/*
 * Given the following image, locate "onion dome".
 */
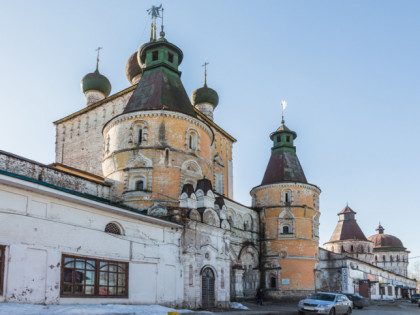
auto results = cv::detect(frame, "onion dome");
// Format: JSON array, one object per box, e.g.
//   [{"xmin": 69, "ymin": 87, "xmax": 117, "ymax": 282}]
[
  {"xmin": 368, "ymin": 224, "xmax": 406, "ymax": 251},
  {"xmin": 191, "ymin": 84, "xmax": 219, "ymax": 108},
  {"xmin": 81, "ymin": 68, "xmax": 111, "ymax": 97},
  {"xmin": 125, "ymin": 51, "xmax": 142, "ymax": 85}
]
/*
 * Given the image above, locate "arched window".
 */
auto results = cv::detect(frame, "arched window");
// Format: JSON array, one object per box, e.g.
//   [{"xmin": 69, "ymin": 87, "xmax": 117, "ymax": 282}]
[
  {"xmin": 189, "ymin": 133, "xmax": 197, "ymax": 150},
  {"xmin": 350, "ymin": 245, "xmax": 354, "ymax": 252},
  {"xmin": 285, "ymin": 192, "xmax": 290, "ymax": 203},
  {"xmin": 105, "ymin": 222, "xmax": 122, "ymax": 235},
  {"xmin": 136, "ymin": 180, "xmax": 144, "ymax": 191},
  {"xmin": 138, "ymin": 129, "xmax": 143, "ymax": 145},
  {"xmin": 282, "ymin": 225, "xmax": 289, "ymax": 234}
]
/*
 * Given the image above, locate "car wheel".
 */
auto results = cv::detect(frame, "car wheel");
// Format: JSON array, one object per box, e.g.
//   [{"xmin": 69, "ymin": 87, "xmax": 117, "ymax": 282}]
[
  {"xmin": 346, "ymin": 307, "xmax": 352, "ymax": 315},
  {"xmin": 329, "ymin": 308, "xmax": 335, "ymax": 315}
]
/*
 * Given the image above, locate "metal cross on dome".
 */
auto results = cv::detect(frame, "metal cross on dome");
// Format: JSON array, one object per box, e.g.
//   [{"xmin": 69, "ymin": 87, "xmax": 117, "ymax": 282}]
[
  {"xmin": 147, "ymin": 4, "xmax": 163, "ymax": 41},
  {"xmin": 95, "ymin": 47, "xmax": 103, "ymax": 70},
  {"xmin": 202, "ymin": 62, "xmax": 209, "ymax": 85}
]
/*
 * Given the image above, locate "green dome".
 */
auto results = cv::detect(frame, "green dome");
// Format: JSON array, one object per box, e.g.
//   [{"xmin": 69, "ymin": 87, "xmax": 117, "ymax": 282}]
[
  {"xmin": 191, "ymin": 84, "xmax": 219, "ymax": 107},
  {"xmin": 81, "ymin": 69, "xmax": 111, "ymax": 97}
]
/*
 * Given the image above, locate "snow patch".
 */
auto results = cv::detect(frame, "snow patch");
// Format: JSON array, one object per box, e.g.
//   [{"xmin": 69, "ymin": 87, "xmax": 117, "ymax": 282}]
[
  {"xmin": 0, "ymin": 303, "xmax": 204, "ymax": 315},
  {"xmin": 230, "ymin": 302, "xmax": 249, "ymax": 310}
]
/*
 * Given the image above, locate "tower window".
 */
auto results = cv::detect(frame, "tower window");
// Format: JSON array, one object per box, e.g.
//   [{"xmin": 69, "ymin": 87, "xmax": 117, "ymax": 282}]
[
  {"xmin": 350, "ymin": 245, "xmax": 354, "ymax": 252},
  {"xmin": 276, "ymin": 136, "xmax": 281, "ymax": 143},
  {"xmin": 168, "ymin": 52, "xmax": 174, "ymax": 63},
  {"xmin": 282, "ymin": 226, "xmax": 289, "ymax": 234},
  {"xmin": 152, "ymin": 51, "xmax": 159, "ymax": 61},
  {"xmin": 286, "ymin": 136, "xmax": 291, "ymax": 142},
  {"xmin": 138, "ymin": 129, "xmax": 143, "ymax": 145},
  {"xmin": 189, "ymin": 133, "xmax": 197, "ymax": 150},
  {"xmin": 285, "ymin": 192, "xmax": 289, "ymax": 202},
  {"xmin": 136, "ymin": 180, "xmax": 144, "ymax": 191}
]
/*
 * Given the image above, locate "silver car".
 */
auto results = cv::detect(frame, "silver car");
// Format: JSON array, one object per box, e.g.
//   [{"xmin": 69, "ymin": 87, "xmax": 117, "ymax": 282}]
[{"xmin": 298, "ymin": 292, "xmax": 353, "ymax": 315}]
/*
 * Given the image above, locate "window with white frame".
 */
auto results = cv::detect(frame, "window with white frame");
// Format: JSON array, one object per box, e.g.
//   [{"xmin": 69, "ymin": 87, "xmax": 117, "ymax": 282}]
[
  {"xmin": 61, "ymin": 255, "xmax": 128, "ymax": 297},
  {"xmin": 278, "ymin": 209, "xmax": 295, "ymax": 236},
  {"xmin": 129, "ymin": 120, "xmax": 148, "ymax": 146},
  {"xmin": 185, "ymin": 128, "xmax": 200, "ymax": 152},
  {"xmin": 281, "ymin": 189, "xmax": 292, "ymax": 204}
]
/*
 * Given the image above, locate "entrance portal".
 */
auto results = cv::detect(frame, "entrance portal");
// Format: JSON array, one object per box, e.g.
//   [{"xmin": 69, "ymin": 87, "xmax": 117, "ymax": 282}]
[{"xmin": 202, "ymin": 268, "xmax": 215, "ymax": 308}]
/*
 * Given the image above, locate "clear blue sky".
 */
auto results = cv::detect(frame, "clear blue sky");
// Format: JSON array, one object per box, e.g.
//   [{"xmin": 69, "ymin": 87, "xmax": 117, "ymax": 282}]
[{"xmin": 0, "ymin": 1, "xmax": 419, "ymax": 272}]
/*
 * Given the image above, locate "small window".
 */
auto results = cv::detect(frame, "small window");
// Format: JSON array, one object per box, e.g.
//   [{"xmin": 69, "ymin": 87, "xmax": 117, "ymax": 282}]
[
  {"xmin": 105, "ymin": 223, "xmax": 121, "ymax": 235},
  {"xmin": 285, "ymin": 192, "xmax": 289, "ymax": 203},
  {"xmin": 341, "ymin": 245, "xmax": 345, "ymax": 253},
  {"xmin": 286, "ymin": 136, "xmax": 291, "ymax": 142},
  {"xmin": 350, "ymin": 245, "xmax": 354, "ymax": 252},
  {"xmin": 276, "ymin": 136, "xmax": 281, "ymax": 143},
  {"xmin": 168, "ymin": 52, "xmax": 174, "ymax": 63},
  {"xmin": 0, "ymin": 246, "xmax": 5, "ymax": 296},
  {"xmin": 136, "ymin": 180, "xmax": 144, "ymax": 191},
  {"xmin": 282, "ymin": 226, "xmax": 289, "ymax": 234},
  {"xmin": 138, "ymin": 129, "xmax": 143, "ymax": 145},
  {"xmin": 375, "ymin": 255, "xmax": 377, "ymax": 261},
  {"xmin": 152, "ymin": 51, "xmax": 159, "ymax": 61},
  {"xmin": 189, "ymin": 133, "xmax": 197, "ymax": 150},
  {"xmin": 383, "ymin": 255, "xmax": 386, "ymax": 261},
  {"xmin": 61, "ymin": 255, "xmax": 128, "ymax": 297},
  {"xmin": 270, "ymin": 276, "xmax": 276, "ymax": 288}
]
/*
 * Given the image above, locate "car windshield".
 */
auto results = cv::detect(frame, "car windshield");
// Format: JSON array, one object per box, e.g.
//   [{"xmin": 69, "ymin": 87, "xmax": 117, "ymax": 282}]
[{"xmin": 307, "ymin": 293, "xmax": 336, "ymax": 301}]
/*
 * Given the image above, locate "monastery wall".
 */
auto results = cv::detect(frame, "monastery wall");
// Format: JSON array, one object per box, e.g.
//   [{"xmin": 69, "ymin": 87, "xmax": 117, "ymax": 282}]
[{"xmin": 0, "ymin": 177, "xmax": 184, "ymax": 305}]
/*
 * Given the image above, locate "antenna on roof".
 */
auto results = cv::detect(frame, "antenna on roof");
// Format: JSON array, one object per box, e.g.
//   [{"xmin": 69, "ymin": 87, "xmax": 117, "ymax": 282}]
[
  {"xmin": 281, "ymin": 100, "xmax": 287, "ymax": 124},
  {"xmin": 202, "ymin": 62, "xmax": 209, "ymax": 86},
  {"xmin": 95, "ymin": 47, "xmax": 102, "ymax": 71}
]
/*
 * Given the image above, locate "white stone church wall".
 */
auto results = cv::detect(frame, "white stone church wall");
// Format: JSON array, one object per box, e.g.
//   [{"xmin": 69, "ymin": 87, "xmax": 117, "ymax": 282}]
[
  {"xmin": 0, "ymin": 180, "xmax": 184, "ymax": 306},
  {"xmin": 55, "ymin": 91, "xmax": 133, "ymax": 176}
]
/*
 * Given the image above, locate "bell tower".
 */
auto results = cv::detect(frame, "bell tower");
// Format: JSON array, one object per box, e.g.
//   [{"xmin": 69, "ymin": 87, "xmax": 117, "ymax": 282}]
[{"xmin": 250, "ymin": 102, "xmax": 321, "ymax": 298}]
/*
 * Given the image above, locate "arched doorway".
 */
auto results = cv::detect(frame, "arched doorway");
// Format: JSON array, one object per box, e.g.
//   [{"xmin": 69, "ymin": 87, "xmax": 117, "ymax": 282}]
[{"xmin": 202, "ymin": 267, "xmax": 215, "ymax": 308}]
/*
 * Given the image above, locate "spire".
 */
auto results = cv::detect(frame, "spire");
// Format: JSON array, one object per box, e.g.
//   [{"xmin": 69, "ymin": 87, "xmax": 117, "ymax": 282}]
[
  {"xmin": 376, "ymin": 223, "xmax": 385, "ymax": 234},
  {"xmin": 281, "ymin": 100, "xmax": 287, "ymax": 125},
  {"xmin": 260, "ymin": 102, "xmax": 307, "ymax": 185},
  {"xmin": 95, "ymin": 47, "xmax": 102, "ymax": 72},
  {"xmin": 147, "ymin": 4, "xmax": 162, "ymax": 41},
  {"xmin": 202, "ymin": 62, "xmax": 209, "ymax": 86}
]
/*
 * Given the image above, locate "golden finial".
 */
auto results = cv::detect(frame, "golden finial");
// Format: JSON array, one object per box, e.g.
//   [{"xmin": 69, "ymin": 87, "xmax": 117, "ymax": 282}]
[
  {"xmin": 202, "ymin": 62, "xmax": 209, "ymax": 86},
  {"xmin": 95, "ymin": 47, "xmax": 102, "ymax": 71}
]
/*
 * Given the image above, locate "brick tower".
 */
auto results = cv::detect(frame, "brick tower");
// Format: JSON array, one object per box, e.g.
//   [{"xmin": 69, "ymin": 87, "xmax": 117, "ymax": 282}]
[{"xmin": 250, "ymin": 114, "xmax": 321, "ymax": 298}]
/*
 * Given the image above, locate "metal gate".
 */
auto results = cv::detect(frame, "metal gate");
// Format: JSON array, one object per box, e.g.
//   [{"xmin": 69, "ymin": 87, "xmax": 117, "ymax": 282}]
[{"xmin": 202, "ymin": 268, "xmax": 215, "ymax": 308}]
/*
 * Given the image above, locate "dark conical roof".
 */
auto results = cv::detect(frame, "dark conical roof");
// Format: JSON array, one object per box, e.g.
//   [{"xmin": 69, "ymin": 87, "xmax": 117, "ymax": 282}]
[
  {"xmin": 328, "ymin": 206, "xmax": 368, "ymax": 242},
  {"xmin": 123, "ymin": 67, "xmax": 196, "ymax": 117},
  {"xmin": 261, "ymin": 150, "xmax": 307, "ymax": 185}
]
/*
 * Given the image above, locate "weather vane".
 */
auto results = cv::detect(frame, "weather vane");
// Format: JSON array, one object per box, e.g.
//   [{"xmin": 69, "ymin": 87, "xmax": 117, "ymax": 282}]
[
  {"xmin": 202, "ymin": 62, "xmax": 209, "ymax": 86},
  {"xmin": 147, "ymin": 4, "xmax": 163, "ymax": 41},
  {"xmin": 281, "ymin": 100, "xmax": 287, "ymax": 124},
  {"xmin": 95, "ymin": 47, "xmax": 102, "ymax": 71}
]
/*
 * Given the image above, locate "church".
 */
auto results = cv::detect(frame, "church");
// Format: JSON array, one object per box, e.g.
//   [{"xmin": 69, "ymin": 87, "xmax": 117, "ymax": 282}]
[{"xmin": 0, "ymin": 8, "xmax": 414, "ymax": 308}]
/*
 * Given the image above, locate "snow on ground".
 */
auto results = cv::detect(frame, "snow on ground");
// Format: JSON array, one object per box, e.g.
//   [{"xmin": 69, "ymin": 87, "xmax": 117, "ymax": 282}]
[
  {"xmin": 230, "ymin": 302, "xmax": 249, "ymax": 310},
  {"xmin": 0, "ymin": 303, "xmax": 212, "ymax": 315}
]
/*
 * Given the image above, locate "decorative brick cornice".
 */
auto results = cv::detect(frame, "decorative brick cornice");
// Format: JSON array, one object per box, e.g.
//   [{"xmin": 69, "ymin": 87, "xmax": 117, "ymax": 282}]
[
  {"xmin": 103, "ymin": 110, "xmax": 213, "ymax": 140},
  {"xmin": 250, "ymin": 182, "xmax": 321, "ymax": 195}
]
